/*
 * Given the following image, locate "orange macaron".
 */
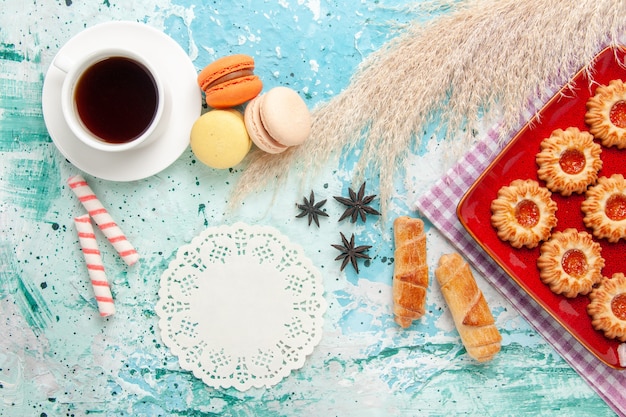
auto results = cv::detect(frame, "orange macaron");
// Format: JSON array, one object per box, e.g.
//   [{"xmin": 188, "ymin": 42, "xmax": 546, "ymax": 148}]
[{"xmin": 197, "ymin": 54, "xmax": 263, "ymax": 109}]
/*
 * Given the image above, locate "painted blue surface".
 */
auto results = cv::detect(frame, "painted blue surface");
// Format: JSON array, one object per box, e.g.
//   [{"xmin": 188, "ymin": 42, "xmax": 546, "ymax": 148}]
[{"xmin": 0, "ymin": 1, "xmax": 618, "ymax": 416}]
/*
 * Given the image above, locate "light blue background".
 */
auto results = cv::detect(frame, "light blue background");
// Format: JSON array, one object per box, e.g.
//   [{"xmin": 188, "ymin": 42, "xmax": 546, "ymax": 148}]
[{"xmin": 0, "ymin": 1, "xmax": 617, "ymax": 416}]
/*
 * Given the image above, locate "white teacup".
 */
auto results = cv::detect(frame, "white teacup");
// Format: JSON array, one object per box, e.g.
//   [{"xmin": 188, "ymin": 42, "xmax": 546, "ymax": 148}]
[{"xmin": 53, "ymin": 48, "xmax": 165, "ymax": 152}]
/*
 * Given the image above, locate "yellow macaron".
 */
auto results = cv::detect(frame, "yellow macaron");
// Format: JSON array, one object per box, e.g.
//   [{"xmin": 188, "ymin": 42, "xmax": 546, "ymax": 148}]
[{"xmin": 190, "ymin": 109, "xmax": 251, "ymax": 169}]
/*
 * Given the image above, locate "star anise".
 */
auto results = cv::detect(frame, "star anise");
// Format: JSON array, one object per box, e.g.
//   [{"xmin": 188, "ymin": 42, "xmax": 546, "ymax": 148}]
[
  {"xmin": 334, "ymin": 182, "xmax": 381, "ymax": 223},
  {"xmin": 331, "ymin": 232, "xmax": 372, "ymax": 274},
  {"xmin": 295, "ymin": 190, "xmax": 329, "ymax": 227}
]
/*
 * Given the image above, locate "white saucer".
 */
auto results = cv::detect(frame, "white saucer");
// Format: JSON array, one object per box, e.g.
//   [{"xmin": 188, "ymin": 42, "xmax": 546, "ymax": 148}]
[{"xmin": 42, "ymin": 21, "xmax": 201, "ymax": 182}]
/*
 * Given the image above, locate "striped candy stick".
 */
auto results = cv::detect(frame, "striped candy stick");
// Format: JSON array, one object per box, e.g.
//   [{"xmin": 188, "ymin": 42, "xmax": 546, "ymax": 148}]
[
  {"xmin": 67, "ymin": 174, "xmax": 139, "ymax": 266},
  {"xmin": 74, "ymin": 214, "xmax": 115, "ymax": 317}
]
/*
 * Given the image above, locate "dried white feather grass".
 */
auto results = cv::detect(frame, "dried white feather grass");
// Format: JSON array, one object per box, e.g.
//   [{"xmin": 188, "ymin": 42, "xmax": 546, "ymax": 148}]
[{"xmin": 232, "ymin": 0, "xmax": 626, "ymax": 216}]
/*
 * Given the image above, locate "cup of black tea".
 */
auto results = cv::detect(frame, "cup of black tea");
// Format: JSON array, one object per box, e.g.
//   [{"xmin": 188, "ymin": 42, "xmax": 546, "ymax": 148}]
[{"xmin": 54, "ymin": 48, "xmax": 165, "ymax": 152}]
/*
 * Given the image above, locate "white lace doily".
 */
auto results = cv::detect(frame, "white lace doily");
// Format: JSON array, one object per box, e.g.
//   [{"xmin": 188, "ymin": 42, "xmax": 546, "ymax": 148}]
[{"xmin": 156, "ymin": 222, "xmax": 326, "ymax": 391}]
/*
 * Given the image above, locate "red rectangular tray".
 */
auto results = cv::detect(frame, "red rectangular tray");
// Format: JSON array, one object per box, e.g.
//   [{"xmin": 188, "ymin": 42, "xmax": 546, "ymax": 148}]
[{"xmin": 457, "ymin": 46, "xmax": 626, "ymax": 369}]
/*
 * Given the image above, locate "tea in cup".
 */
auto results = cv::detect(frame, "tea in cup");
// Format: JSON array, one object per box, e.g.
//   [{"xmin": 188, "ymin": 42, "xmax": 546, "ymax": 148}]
[{"xmin": 53, "ymin": 48, "xmax": 165, "ymax": 152}]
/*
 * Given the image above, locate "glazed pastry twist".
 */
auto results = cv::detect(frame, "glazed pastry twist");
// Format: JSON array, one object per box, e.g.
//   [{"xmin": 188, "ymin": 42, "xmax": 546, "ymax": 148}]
[
  {"xmin": 392, "ymin": 216, "xmax": 428, "ymax": 328},
  {"xmin": 435, "ymin": 253, "xmax": 501, "ymax": 362}
]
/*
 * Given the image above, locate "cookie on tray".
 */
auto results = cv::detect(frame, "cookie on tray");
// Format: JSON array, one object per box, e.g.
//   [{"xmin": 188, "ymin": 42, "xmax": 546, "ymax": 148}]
[
  {"xmin": 587, "ymin": 273, "xmax": 626, "ymax": 342},
  {"xmin": 490, "ymin": 179, "xmax": 558, "ymax": 249},
  {"xmin": 537, "ymin": 228, "xmax": 604, "ymax": 298},
  {"xmin": 581, "ymin": 173, "xmax": 626, "ymax": 243},
  {"xmin": 536, "ymin": 127, "xmax": 603, "ymax": 196},
  {"xmin": 585, "ymin": 79, "xmax": 626, "ymax": 149}
]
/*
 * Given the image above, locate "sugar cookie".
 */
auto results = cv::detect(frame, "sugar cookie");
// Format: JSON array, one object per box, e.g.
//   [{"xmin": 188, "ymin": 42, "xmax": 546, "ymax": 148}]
[
  {"xmin": 581, "ymin": 174, "xmax": 626, "ymax": 243},
  {"xmin": 587, "ymin": 273, "xmax": 626, "ymax": 342},
  {"xmin": 537, "ymin": 228, "xmax": 604, "ymax": 298},
  {"xmin": 491, "ymin": 179, "xmax": 558, "ymax": 248},
  {"xmin": 585, "ymin": 79, "xmax": 626, "ymax": 149},
  {"xmin": 536, "ymin": 127, "xmax": 602, "ymax": 196}
]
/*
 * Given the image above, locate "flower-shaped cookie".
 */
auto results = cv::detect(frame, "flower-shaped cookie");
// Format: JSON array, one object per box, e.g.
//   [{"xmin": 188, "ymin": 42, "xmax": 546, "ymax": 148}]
[
  {"xmin": 585, "ymin": 79, "xmax": 626, "ymax": 149},
  {"xmin": 587, "ymin": 273, "xmax": 626, "ymax": 342},
  {"xmin": 491, "ymin": 179, "xmax": 558, "ymax": 248},
  {"xmin": 581, "ymin": 173, "xmax": 626, "ymax": 243},
  {"xmin": 536, "ymin": 127, "xmax": 602, "ymax": 196},
  {"xmin": 537, "ymin": 228, "xmax": 604, "ymax": 298}
]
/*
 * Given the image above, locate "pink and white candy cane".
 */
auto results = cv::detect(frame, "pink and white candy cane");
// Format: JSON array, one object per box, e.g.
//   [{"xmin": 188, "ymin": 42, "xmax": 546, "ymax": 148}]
[
  {"xmin": 74, "ymin": 214, "xmax": 115, "ymax": 317},
  {"xmin": 67, "ymin": 174, "xmax": 139, "ymax": 266}
]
